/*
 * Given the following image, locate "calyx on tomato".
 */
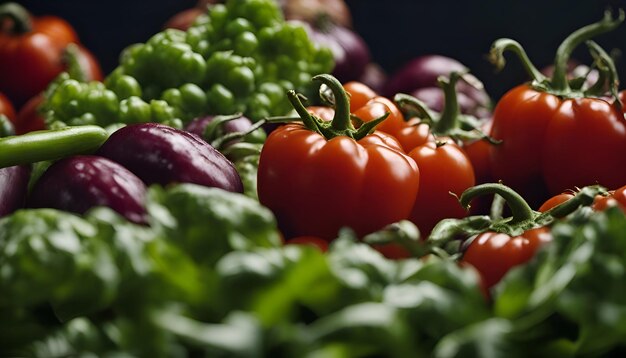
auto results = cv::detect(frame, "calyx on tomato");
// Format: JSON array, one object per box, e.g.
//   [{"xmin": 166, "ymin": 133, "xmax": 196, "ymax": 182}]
[
  {"xmin": 289, "ymin": 74, "xmax": 389, "ymax": 141},
  {"xmin": 427, "ymin": 183, "xmax": 607, "ymax": 250},
  {"xmin": 393, "ymin": 71, "xmax": 495, "ymax": 144},
  {"xmin": 489, "ymin": 10, "xmax": 624, "ymax": 100}
]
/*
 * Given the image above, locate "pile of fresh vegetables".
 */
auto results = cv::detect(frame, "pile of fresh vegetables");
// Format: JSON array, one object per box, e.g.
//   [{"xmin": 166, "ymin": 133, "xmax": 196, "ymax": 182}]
[{"xmin": 2, "ymin": 0, "xmax": 626, "ymax": 356}]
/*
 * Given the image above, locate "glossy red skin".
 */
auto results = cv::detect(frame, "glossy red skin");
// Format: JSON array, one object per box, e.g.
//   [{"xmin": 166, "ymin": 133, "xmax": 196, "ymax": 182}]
[
  {"xmin": 491, "ymin": 85, "xmax": 626, "ymax": 206},
  {"xmin": 0, "ymin": 92, "xmax": 16, "ymax": 121},
  {"xmin": 407, "ymin": 140, "xmax": 475, "ymax": 236},
  {"xmin": 97, "ymin": 123, "xmax": 243, "ymax": 193},
  {"xmin": 0, "ymin": 13, "xmax": 79, "ymax": 106},
  {"xmin": 537, "ymin": 192, "xmax": 574, "ymax": 212},
  {"xmin": 352, "ymin": 96, "xmax": 430, "ymax": 153},
  {"xmin": 489, "ymin": 85, "xmax": 556, "ymax": 205},
  {"xmin": 344, "ymin": 81, "xmax": 377, "ymax": 113},
  {"xmin": 462, "ymin": 120, "xmax": 493, "ymax": 185},
  {"xmin": 0, "ymin": 165, "xmax": 30, "ymax": 218},
  {"xmin": 29, "ymin": 156, "xmax": 147, "ymax": 224},
  {"xmin": 541, "ymin": 98, "xmax": 626, "ymax": 195},
  {"xmin": 463, "ymin": 227, "xmax": 552, "ymax": 289},
  {"xmin": 257, "ymin": 124, "xmax": 420, "ymax": 240},
  {"xmin": 537, "ymin": 185, "xmax": 626, "ymax": 214}
]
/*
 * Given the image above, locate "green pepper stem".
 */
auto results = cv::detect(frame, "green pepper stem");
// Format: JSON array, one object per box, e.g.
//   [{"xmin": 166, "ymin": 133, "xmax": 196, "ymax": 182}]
[
  {"xmin": 0, "ymin": 2, "xmax": 32, "ymax": 34},
  {"xmin": 489, "ymin": 38, "xmax": 546, "ymax": 83},
  {"xmin": 552, "ymin": 10, "xmax": 624, "ymax": 92},
  {"xmin": 312, "ymin": 74, "xmax": 353, "ymax": 132},
  {"xmin": 433, "ymin": 72, "xmax": 462, "ymax": 133},
  {"xmin": 460, "ymin": 183, "xmax": 535, "ymax": 225}
]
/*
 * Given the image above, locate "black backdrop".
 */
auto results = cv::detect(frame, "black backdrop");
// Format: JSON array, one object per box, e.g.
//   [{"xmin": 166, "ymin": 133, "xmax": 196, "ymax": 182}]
[{"xmin": 7, "ymin": 0, "xmax": 626, "ymax": 100}]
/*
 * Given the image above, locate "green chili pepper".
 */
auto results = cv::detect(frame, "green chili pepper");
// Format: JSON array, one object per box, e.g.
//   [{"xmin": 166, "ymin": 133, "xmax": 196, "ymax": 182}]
[{"xmin": 0, "ymin": 125, "xmax": 108, "ymax": 168}]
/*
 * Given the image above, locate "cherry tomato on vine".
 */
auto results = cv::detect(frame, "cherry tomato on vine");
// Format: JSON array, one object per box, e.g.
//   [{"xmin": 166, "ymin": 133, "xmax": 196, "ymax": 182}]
[{"xmin": 463, "ymin": 227, "xmax": 552, "ymax": 289}]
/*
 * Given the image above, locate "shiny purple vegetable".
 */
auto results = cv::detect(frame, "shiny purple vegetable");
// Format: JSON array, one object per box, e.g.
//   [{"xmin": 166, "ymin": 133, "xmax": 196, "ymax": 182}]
[
  {"xmin": 97, "ymin": 123, "xmax": 243, "ymax": 193},
  {"xmin": 383, "ymin": 55, "xmax": 492, "ymax": 118},
  {"xmin": 298, "ymin": 18, "xmax": 371, "ymax": 83},
  {"xmin": 29, "ymin": 156, "xmax": 148, "ymax": 224},
  {"xmin": 185, "ymin": 115, "xmax": 252, "ymax": 139},
  {"xmin": 0, "ymin": 165, "xmax": 30, "ymax": 218}
]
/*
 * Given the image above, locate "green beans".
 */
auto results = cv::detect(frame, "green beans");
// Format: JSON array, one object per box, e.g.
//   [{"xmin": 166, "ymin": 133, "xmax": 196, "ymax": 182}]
[{"xmin": 0, "ymin": 125, "xmax": 109, "ymax": 168}]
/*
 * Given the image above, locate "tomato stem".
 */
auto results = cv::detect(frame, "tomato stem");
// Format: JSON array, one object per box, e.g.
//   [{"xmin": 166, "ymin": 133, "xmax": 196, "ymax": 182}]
[
  {"xmin": 393, "ymin": 93, "xmax": 435, "ymax": 125},
  {"xmin": 433, "ymin": 71, "xmax": 462, "ymax": 133},
  {"xmin": 313, "ymin": 74, "xmax": 353, "ymax": 132},
  {"xmin": 551, "ymin": 10, "xmax": 624, "ymax": 92},
  {"xmin": 489, "ymin": 39, "xmax": 545, "ymax": 83},
  {"xmin": 287, "ymin": 74, "xmax": 389, "ymax": 141},
  {"xmin": 540, "ymin": 185, "xmax": 607, "ymax": 219},
  {"xmin": 460, "ymin": 183, "xmax": 535, "ymax": 225},
  {"xmin": 0, "ymin": 2, "xmax": 33, "ymax": 35},
  {"xmin": 584, "ymin": 40, "xmax": 622, "ymax": 111}
]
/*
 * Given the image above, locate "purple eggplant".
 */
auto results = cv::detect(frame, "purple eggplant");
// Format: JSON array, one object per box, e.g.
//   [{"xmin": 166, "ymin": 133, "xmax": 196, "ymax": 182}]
[
  {"xmin": 383, "ymin": 55, "xmax": 492, "ymax": 118},
  {"xmin": 298, "ymin": 18, "xmax": 371, "ymax": 83},
  {"xmin": 185, "ymin": 114, "xmax": 265, "ymax": 148},
  {"xmin": 29, "ymin": 156, "xmax": 147, "ymax": 224},
  {"xmin": 0, "ymin": 165, "xmax": 30, "ymax": 218},
  {"xmin": 97, "ymin": 123, "xmax": 243, "ymax": 193}
]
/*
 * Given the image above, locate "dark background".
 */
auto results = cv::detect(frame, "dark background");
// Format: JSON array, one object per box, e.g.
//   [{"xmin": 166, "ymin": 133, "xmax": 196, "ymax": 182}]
[{"xmin": 7, "ymin": 0, "xmax": 626, "ymax": 100}]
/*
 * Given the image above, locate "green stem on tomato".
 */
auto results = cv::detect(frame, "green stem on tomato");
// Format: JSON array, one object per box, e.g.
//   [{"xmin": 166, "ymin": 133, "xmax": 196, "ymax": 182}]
[
  {"xmin": 313, "ymin": 74, "xmax": 354, "ymax": 133},
  {"xmin": 489, "ymin": 39, "xmax": 546, "ymax": 83},
  {"xmin": 0, "ymin": 2, "xmax": 32, "ymax": 34},
  {"xmin": 393, "ymin": 93, "xmax": 435, "ymax": 125},
  {"xmin": 287, "ymin": 74, "xmax": 389, "ymax": 141},
  {"xmin": 584, "ymin": 40, "xmax": 622, "ymax": 110},
  {"xmin": 460, "ymin": 183, "xmax": 535, "ymax": 225},
  {"xmin": 541, "ymin": 185, "xmax": 607, "ymax": 219},
  {"xmin": 551, "ymin": 10, "xmax": 624, "ymax": 92},
  {"xmin": 433, "ymin": 72, "xmax": 462, "ymax": 133}
]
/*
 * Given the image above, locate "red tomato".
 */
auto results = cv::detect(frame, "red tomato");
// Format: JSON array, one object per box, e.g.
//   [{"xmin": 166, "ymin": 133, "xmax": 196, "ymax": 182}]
[
  {"xmin": 463, "ymin": 120, "xmax": 493, "ymax": 185},
  {"xmin": 463, "ymin": 227, "xmax": 552, "ymax": 289},
  {"xmin": 592, "ymin": 185, "xmax": 626, "ymax": 213},
  {"xmin": 257, "ymin": 124, "xmax": 420, "ymax": 240},
  {"xmin": 343, "ymin": 81, "xmax": 377, "ymax": 113},
  {"xmin": 393, "ymin": 117, "xmax": 431, "ymax": 154},
  {"xmin": 0, "ymin": 3, "xmax": 81, "ymax": 106},
  {"xmin": 407, "ymin": 139, "xmax": 475, "ymax": 236},
  {"xmin": 488, "ymin": 85, "xmax": 556, "ymax": 206},
  {"xmin": 307, "ymin": 106, "xmax": 335, "ymax": 122},
  {"xmin": 13, "ymin": 94, "xmax": 45, "ymax": 134},
  {"xmin": 0, "ymin": 92, "xmax": 15, "ymax": 121},
  {"xmin": 537, "ymin": 192, "xmax": 575, "ymax": 212},
  {"xmin": 541, "ymin": 98, "xmax": 626, "ymax": 195}
]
